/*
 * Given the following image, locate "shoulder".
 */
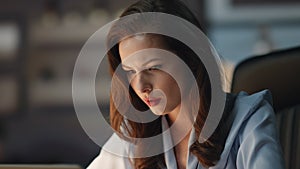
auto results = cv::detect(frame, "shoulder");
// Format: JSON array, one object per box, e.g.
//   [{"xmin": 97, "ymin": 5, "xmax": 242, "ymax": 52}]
[
  {"xmin": 212, "ymin": 90, "xmax": 284, "ymax": 168},
  {"xmin": 235, "ymin": 89, "xmax": 273, "ymax": 114},
  {"xmin": 87, "ymin": 149, "xmax": 131, "ymax": 169},
  {"xmin": 232, "ymin": 90, "xmax": 275, "ymax": 128},
  {"xmin": 231, "ymin": 90, "xmax": 284, "ymax": 168},
  {"xmin": 87, "ymin": 134, "xmax": 133, "ymax": 169},
  {"xmin": 229, "ymin": 90, "xmax": 277, "ymax": 141},
  {"xmin": 222, "ymin": 90, "xmax": 277, "ymax": 153}
]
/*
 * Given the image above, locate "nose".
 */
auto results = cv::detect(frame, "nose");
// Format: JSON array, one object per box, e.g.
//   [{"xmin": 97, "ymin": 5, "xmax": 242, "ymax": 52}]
[{"xmin": 132, "ymin": 71, "xmax": 152, "ymax": 94}]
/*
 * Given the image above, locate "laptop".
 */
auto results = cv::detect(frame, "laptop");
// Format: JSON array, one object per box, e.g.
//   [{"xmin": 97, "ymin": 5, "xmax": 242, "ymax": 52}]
[{"xmin": 0, "ymin": 164, "xmax": 82, "ymax": 169}]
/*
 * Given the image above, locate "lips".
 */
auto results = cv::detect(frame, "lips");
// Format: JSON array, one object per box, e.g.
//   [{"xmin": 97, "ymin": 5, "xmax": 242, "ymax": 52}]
[{"xmin": 144, "ymin": 98, "xmax": 161, "ymax": 107}]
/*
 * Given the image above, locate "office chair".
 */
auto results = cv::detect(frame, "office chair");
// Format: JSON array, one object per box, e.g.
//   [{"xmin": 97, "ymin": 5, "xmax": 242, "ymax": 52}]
[{"xmin": 231, "ymin": 46, "xmax": 300, "ymax": 169}]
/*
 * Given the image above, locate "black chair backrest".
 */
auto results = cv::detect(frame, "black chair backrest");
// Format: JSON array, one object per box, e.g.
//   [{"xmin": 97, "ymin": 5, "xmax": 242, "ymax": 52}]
[{"xmin": 231, "ymin": 46, "xmax": 300, "ymax": 112}]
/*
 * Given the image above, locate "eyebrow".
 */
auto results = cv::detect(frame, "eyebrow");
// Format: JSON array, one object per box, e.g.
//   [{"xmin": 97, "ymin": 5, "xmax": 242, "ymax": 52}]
[{"xmin": 122, "ymin": 58, "xmax": 161, "ymax": 69}]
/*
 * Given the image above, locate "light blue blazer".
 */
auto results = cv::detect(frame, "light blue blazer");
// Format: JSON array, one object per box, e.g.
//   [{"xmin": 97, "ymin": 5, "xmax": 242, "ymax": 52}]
[{"xmin": 87, "ymin": 90, "xmax": 285, "ymax": 169}]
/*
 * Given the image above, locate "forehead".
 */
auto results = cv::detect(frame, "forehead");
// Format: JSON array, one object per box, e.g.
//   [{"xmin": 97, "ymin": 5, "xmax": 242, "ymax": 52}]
[{"xmin": 119, "ymin": 34, "xmax": 167, "ymax": 61}]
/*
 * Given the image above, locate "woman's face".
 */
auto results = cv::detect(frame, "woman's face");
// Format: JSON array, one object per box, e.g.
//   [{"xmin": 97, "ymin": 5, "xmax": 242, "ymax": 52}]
[{"xmin": 119, "ymin": 35, "xmax": 190, "ymax": 116}]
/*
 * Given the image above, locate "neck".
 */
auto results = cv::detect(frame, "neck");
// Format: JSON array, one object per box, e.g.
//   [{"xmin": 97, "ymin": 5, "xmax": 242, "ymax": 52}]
[
  {"xmin": 167, "ymin": 107, "xmax": 193, "ymax": 169},
  {"xmin": 175, "ymin": 132, "xmax": 190, "ymax": 169},
  {"xmin": 166, "ymin": 102, "xmax": 194, "ymax": 133},
  {"xmin": 166, "ymin": 102, "xmax": 193, "ymax": 169}
]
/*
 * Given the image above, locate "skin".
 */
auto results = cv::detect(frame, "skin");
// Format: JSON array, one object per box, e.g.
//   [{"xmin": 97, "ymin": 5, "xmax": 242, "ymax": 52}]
[{"xmin": 119, "ymin": 34, "xmax": 194, "ymax": 169}]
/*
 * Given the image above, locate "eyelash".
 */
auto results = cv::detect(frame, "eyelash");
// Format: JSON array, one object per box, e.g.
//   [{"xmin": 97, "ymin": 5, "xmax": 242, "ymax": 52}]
[
  {"xmin": 148, "ymin": 65, "xmax": 162, "ymax": 71},
  {"xmin": 124, "ymin": 65, "xmax": 162, "ymax": 75},
  {"xmin": 124, "ymin": 69, "xmax": 136, "ymax": 75}
]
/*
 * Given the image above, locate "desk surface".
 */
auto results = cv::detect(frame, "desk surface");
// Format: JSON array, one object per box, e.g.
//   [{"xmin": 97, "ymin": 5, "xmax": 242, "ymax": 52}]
[{"xmin": 0, "ymin": 165, "xmax": 82, "ymax": 169}]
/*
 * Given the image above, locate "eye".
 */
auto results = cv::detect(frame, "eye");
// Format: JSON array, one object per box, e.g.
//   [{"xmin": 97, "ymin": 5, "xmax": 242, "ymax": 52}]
[
  {"xmin": 148, "ymin": 65, "xmax": 162, "ymax": 71},
  {"xmin": 124, "ymin": 69, "xmax": 136, "ymax": 75}
]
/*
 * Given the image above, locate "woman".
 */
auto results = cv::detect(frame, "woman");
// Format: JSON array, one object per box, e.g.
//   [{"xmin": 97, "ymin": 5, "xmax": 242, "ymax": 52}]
[{"xmin": 87, "ymin": 0, "xmax": 284, "ymax": 168}]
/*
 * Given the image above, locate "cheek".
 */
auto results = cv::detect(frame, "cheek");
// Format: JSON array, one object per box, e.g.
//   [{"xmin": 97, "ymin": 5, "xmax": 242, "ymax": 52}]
[
  {"xmin": 129, "ymin": 82, "xmax": 140, "ymax": 97},
  {"xmin": 160, "ymin": 75, "xmax": 181, "ymax": 97},
  {"xmin": 127, "ymin": 75, "xmax": 138, "ymax": 91},
  {"xmin": 163, "ymin": 73, "xmax": 191, "ymax": 102}
]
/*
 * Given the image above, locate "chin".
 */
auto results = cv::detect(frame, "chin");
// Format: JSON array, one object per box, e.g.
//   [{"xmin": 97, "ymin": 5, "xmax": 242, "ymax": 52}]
[{"xmin": 150, "ymin": 107, "xmax": 168, "ymax": 116}]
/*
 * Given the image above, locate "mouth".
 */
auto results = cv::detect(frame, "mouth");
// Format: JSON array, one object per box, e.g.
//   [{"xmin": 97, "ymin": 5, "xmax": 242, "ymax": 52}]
[{"xmin": 144, "ymin": 98, "xmax": 161, "ymax": 107}]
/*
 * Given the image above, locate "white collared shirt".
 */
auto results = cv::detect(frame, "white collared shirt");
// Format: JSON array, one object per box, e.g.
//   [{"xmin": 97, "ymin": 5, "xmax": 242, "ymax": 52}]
[{"xmin": 87, "ymin": 90, "xmax": 285, "ymax": 169}]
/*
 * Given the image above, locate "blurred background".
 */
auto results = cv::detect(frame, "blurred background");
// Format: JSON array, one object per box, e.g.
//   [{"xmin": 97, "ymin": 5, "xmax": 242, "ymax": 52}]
[{"xmin": 0, "ymin": 0, "xmax": 300, "ymax": 168}]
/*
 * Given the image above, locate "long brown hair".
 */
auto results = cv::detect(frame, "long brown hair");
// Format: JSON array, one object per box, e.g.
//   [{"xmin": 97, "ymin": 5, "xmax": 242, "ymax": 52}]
[{"xmin": 106, "ymin": 0, "xmax": 232, "ymax": 168}]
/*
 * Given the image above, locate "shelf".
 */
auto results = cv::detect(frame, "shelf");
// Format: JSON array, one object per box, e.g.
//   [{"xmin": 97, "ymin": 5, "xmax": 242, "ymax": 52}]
[
  {"xmin": 28, "ymin": 79, "xmax": 110, "ymax": 108},
  {"xmin": 29, "ymin": 21, "xmax": 106, "ymax": 47}
]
